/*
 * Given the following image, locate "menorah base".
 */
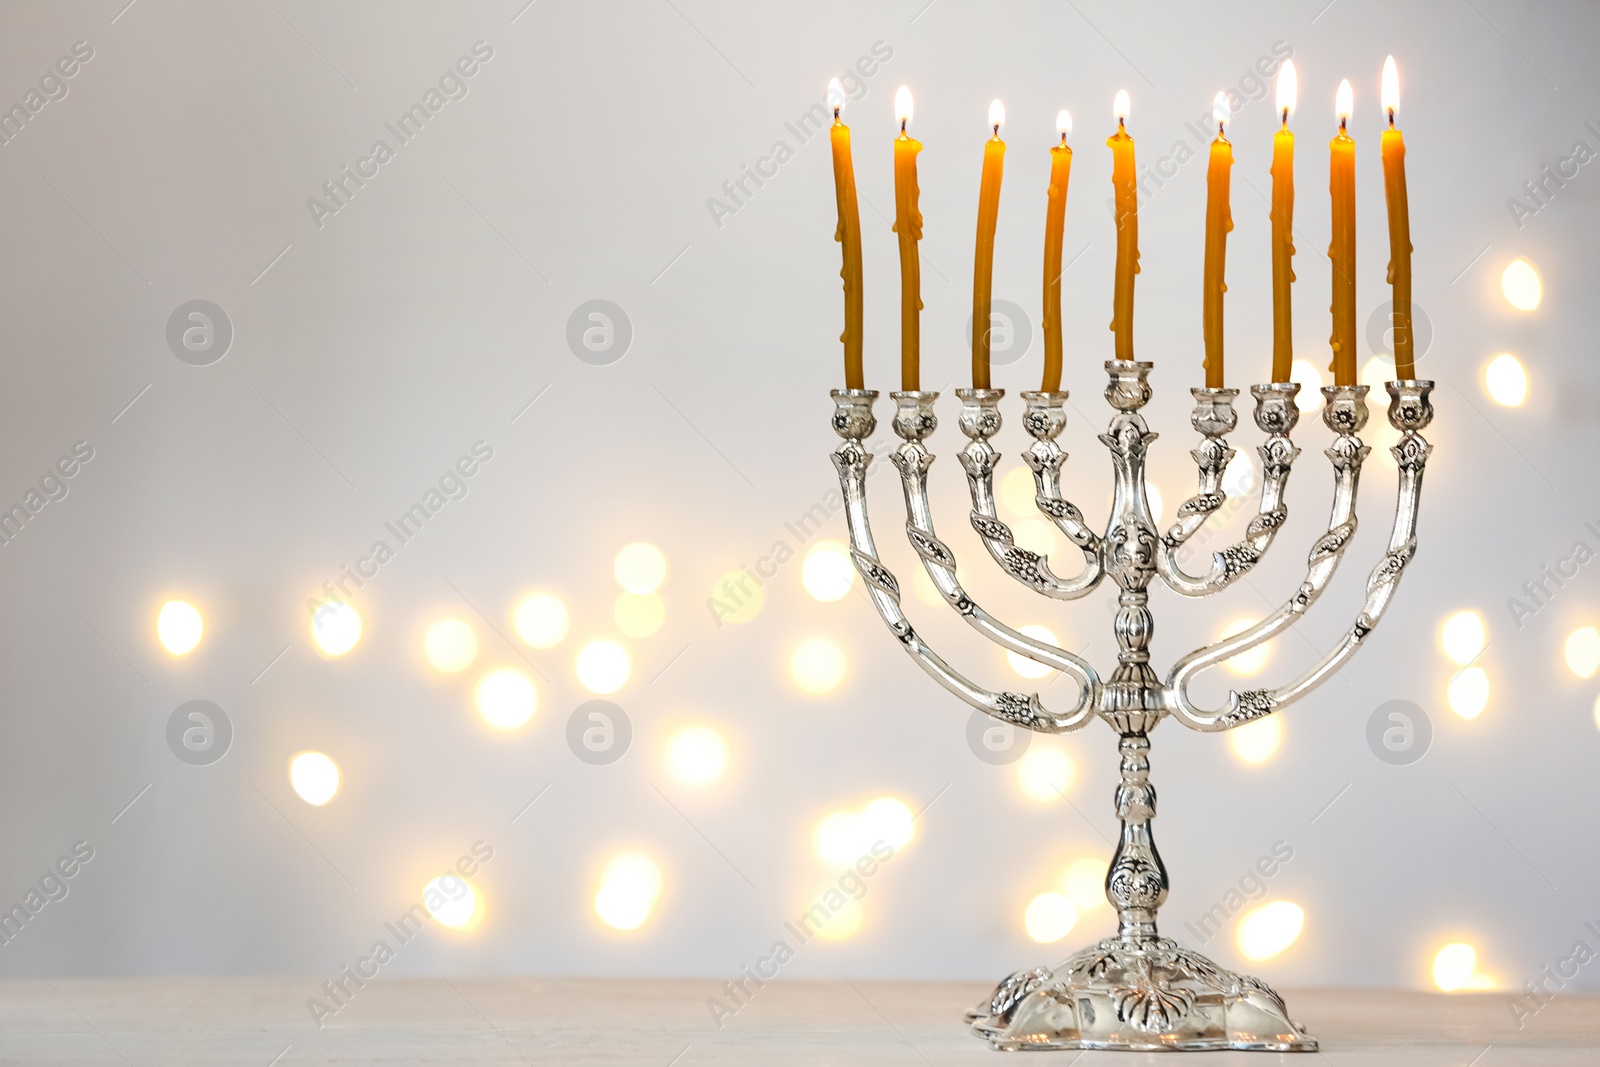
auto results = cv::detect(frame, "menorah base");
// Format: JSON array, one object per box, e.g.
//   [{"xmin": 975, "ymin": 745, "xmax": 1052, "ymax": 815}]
[{"xmin": 964, "ymin": 936, "xmax": 1317, "ymax": 1052}]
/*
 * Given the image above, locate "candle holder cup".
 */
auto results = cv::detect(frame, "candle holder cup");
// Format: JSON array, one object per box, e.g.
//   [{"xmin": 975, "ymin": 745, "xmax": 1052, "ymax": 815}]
[{"xmin": 828, "ymin": 362, "xmax": 1435, "ymax": 1052}]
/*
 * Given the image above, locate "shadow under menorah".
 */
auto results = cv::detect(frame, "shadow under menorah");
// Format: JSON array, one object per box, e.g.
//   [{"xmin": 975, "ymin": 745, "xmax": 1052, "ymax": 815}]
[{"xmin": 828, "ymin": 359, "xmax": 1435, "ymax": 1052}]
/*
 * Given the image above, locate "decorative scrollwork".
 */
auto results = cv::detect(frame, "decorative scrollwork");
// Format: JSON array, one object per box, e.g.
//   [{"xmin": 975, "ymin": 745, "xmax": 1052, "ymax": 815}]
[
  {"xmin": 1218, "ymin": 542, "xmax": 1262, "ymax": 579},
  {"xmin": 1035, "ymin": 495, "xmax": 1083, "ymax": 524},
  {"xmin": 987, "ymin": 967, "xmax": 1052, "ymax": 1022},
  {"xmin": 1115, "ymin": 981, "xmax": 1195, "ymax": 1033},
  {"xmin": 1000, "ymin": 546, "xmax": 1051, "ymax": 590},
  {"xmin": 1367, "ymin": 540, "xmax": 1416, "ymax": 591},
  {"xmin": 1177, "ymin": 491, "xmax": 1225, "ymax": 518},
  {"xmin": 850, "ymin": 550, "xmax": 900, "ymax": 600},
  {"xmin": 1245, "ymin": 507, "xmax": 1288, "ymax": 536},
  {"xmin": 970, "ymin": 513, "xmax": 1013, "ymax": 544},
  {"xmin": 1308, "ymin": 519, "xmax": 1357, "ymax": 563},
  {"xmin": 1392, "ymin": 433, "xmax": 1432, "ymax": 471},
  {"xmin": 905, "ymin": 526, "xmax": 955, "ymax": 568},
  {"xmin": 1217, "ymin": 690, "xmax": 1276, "ymax": 728}
]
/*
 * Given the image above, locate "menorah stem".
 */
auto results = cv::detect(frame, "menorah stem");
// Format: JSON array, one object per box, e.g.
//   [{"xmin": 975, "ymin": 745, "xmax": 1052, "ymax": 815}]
[{"xmin": 1108, "ymin": 732, "xmax": 1167, "ymax": 942}]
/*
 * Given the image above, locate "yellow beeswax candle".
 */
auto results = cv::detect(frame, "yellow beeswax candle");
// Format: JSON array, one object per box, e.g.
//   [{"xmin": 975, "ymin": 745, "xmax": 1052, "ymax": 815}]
[
  {"xmin": 892, "ymin": 85, "xmax": 924, "ymax": 391},
  {"xmin": 971, "ymin": 99, "xmax": 1006, "ymax": 389},
  {"xmin": 1202, "ymin": 92, "xmax": 1234, "ymax": 389},
  {"xmin": 1270, "ymin": 60, "xmax": 1298, "ymax": 383},
  {"xmin": 826, "ymin": 79, "xmax": 864, "ymax": 390},
  {"xmin": 1041, "ymin": 110, "xmax": 1072, "ymax": 393},
  {"xmin": 1328, "ymin": 79, "xmax": 1357, "ymax": 387},
  {"xmin": 1380, "ymin": 56, "xmax": 1415, "ymax": 380},
  {"xmin": 1108, "ymin": 91, "xmax": 1138, "ymax": 362}
]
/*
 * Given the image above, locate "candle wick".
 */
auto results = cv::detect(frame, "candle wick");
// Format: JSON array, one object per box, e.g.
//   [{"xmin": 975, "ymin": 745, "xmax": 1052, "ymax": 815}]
[
  {"xmin": 833, "ymin": 107, "xmax": 840, "ymax": 122},
  {"xmin": 1339, "ymin": 116, "xmax": 1347, "ymax": 132},
  {"xmin": 1281, "ymin": 107, "xmax": 1289, "ymax": 126},
  {"xmin": 1217, "ymin": 121, "xmax": 1224, "ymax": 136},
  {"xmin": 992, "ymin": 124, "xmax": 1000, "ymax": 137},
  {"xmin": 1060, "ymin": 132, "xmax": 1067, "ymax": 145},
  {"xmin": 1388, "ymin": 108, "xmax": 1395, "ymax": 127},
  {"xmin": 900, "ymin": 118, "xmax": 906, "ymax": 134}
]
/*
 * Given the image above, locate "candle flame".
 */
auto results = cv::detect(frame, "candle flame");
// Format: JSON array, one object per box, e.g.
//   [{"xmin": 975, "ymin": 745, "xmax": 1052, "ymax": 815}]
[
  {"xmin": 988, "ymin": 98, "xmax": 1005, "ymax": 131},
  {"xmin": 1277, "ymin": 59, "xmax": 1297, "ymax": 121},
  {"xmin": 1212, "ymin": 91, "xmax": 1230, "ymax": 131},
  {"xmin": 1114, "ymin": 89, "xmax": 1130, "ymax": 124},
  {"xmin": 895, "ymin": 84, "xmax": 913, "ymax": 126},
  {"xmin": 1336, "ymin": 78, "xmax": 1353, "ymax": 125},
  {"xmin": 1057, "ymin": 109, "xmax": 1072, "ymax": 141},
  {"xmin": 826, "ymin": 78, "xmax": 846, "ymax": 115},
  {"xmin": 1382, "ymin": 55, "xmax": 1399, "ymax": 121}
]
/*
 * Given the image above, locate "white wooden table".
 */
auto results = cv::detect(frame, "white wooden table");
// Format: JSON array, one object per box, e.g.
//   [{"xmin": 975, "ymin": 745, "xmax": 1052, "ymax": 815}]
[{"xmin": 3, "ymin": 978, "xmax": 1594, "ymax": 1064}]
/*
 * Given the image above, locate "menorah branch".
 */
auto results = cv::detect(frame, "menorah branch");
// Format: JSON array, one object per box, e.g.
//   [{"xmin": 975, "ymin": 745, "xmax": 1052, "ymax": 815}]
[
  {"xmin": 830, "ymin": 389, "xmax": 1097, "ymax": 733},
  {"xmin": 1166, "ymin": 381, "xmax": 1434, "ymax": 730},
  {"xmin": 1156, "ymin": 383, "xmax": 1301, "ymax": 596}
]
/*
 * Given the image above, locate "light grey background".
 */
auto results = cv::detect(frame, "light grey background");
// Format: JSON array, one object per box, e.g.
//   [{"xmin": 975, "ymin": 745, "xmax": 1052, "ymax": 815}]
[{"xmin": 0, "ymin": 0, "xmax": 1595, "ymax": 1009}]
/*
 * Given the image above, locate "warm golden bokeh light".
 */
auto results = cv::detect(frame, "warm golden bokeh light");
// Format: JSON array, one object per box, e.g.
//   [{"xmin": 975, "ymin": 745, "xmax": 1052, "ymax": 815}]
[
  {"xmin": 614, "ymin": 592, "xmax": 665, "ymax": 638},
  {"xmin": 813, "ymin": 797, "xmax": 915, "ymax": 866},
  {"xmin": 1228, "ymin": 715, "xmax": 1283, "ymax": 765},
  {"xmin": 1006, "ymin": 624, "xmax": 1059, "ymax": 680},
  {"xmin": 1483, "ymin": 353, "xmax": 1528, "ymax": 407},
  {"xmin": 1360, "ymin": 356, "xmax": 1392, "ymax": 396},
  {"xmin": 814, "ymin": 898, "xmax": 863, "ymax": 941},
  {"xmin": 594, "ymin": 854, "xmax": 662, "ymax": 931},
  {"xmin": 790, "ymin": 638, "xmax": 846, "ymax": 694},
  {"xmin": 1237, "ymin": 900, "xmax": 1304, "ymax": 961},
  {"xmin": 310, "ymin": 601, "xmax": 362, "ymax": 657},
  {"xmin": 576, "ymin": 640, "xmax": 631, "ymax": 694},
  {"xmin": 1220, "ymin": 617, "xmax": 1269, "ymax": 675},
  {"xmin": 1500, "ymin": 257, "xmax": 1542, "ymax": 311},
  {"xmin": 859, "ymin": 796, "xmax": 915, "ymax": 851},
  {"xmin": 1290, "ymin": 359, "xmax": 1324, "ymax": 412},
  {"xmin": 512, "ymin": 592, "xmax": 569, "ymax": 649},
  {"xmin": 288, "ymin": 751, "xmax": 340, "ymax": 806},
  {"xmin": 1593, "ymin": 692, "xmax": 1600, "ymax": 733},
  {"xmin": 1433, "ymin": 942, "xmax": 1495, "ymax": 991},
  {"xmin": 666, "ymin": 725, "xmax": 729, "ymax": 786},
  {"xmin": 1017, "ymin": 746, "xmax": 1074, "ymax": 802},
  {"xmin": 1011, "ymin": 517, "xmax": 1056, "ymax": 555},
  {"xmin": 911, "ymin": 565, "xmax": 944, "ymax": 609},
  {"xmin": 1447, "ymin": 667, "xmax": 1490, "ymax": 720},
  {"xmin": 1062, "ymin": 856, "xmax": 1108, "ymax": 911},
  {"xmin": 614, "ymin": 542, "xmax": 668, "ymax": 595},
  {"xmin": 999, "ymin": 465, "xmax": 1037, "ymax": 520},
  {"xmin": 801, "ymin": 540, "xmax": 856, "ymax": 602},
  {"xmin": 424, "ymin": 875, "xmax": 478, "ymax": 930},
  {"xmin": 1440, "ymin": 610, "xmax": 1486, "ymax": 666},
  {"xmin": 474, "ymin": 667, "xmax": 537, "ymax": 730},
  {"xmin": 424, "ymin": 618, "xmax": 478, "ymax": 673},
  {"xmin": 156, "ymin": 600, "xmax": 204, "ymax": 656},
  {"xmin": 710, "ymin": 570, "xmax": 765, "ymax": 624},
  {"xmin": 1024, "ymin": 892, "xmax": 1078, "ymax": 943},
  {"xmin": 1564, "ymin": 626, "xmax": 1600, "ymax": 679},
  {"xmin": 813, "ymin": 810, "xmax": 863, "ymax": 867}
]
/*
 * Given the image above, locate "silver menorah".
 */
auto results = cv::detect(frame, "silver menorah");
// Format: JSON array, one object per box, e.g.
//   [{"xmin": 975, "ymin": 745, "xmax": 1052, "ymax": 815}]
[{"xmin": 829, "ymin": 359, "xmax": 1434, "ymax": 1052}]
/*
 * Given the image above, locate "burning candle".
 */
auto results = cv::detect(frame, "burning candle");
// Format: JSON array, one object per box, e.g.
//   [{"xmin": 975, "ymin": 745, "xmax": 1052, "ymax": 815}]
[
  {"xmin": 971, "ymin": 99, "xmax": 1006, "ymax": 389},
  {"xmin": 1380, "ymin": 56, "xmax": 1415, "ymax": 380},
  {"xmin": 1041, "ymin": 110, "xmax": 1073, "ymax": 393},
  {"xmin": 1328, "ymin": 78, "xmax": 1357, "ymax": 387},
  {"xmin": 1270, "ymin": 60, "xmax": 1297, "ymax": 383},
  {"xmin": 892, "ymin": 85, "xmax": 924, "ymax": 391},
  {"xmin": 1202, "ymin": 92, "xmax": 1234, "ymax": 389},
  {"xmin": 827, "ymin": 79, "xmax": 864, "ymax": 390},
  {"xmin": 1108, "ymin": 90, "xmax": 1138, "ymax": 362}
]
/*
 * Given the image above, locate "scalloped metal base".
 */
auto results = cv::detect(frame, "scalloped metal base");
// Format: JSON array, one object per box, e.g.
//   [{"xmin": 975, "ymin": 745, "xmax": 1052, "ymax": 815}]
[{"xmin": 964, "ymin": 937, "xmax": 1318, "ymax": 1052}]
